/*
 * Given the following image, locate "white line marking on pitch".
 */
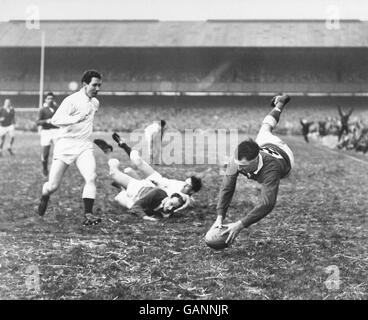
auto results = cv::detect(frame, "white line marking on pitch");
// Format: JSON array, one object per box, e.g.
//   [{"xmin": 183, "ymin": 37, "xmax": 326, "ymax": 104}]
[
  {"xmin": 316, "ymin": 146, "xmax": 368, "ymax": 165},
  {"xmin": 284, "ymin": 136, "xmax": 368, "ymax": 166}
]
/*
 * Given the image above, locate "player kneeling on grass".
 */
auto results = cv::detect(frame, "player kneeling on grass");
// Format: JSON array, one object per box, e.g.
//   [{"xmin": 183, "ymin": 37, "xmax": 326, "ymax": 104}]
[
  {"xmin": 37, "ymin": 70, "xmax": 103, "ymax": 226},
  {"xmin": 111, "ymin": 133, "xmax": 202, "ymax": 212},
  {"xmin": 211, "ymin": 94, "xmax": 295, "ymax": 245}
]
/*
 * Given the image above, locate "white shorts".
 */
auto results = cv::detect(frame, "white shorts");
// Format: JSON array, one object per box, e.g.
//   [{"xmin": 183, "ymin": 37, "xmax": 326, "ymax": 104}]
[
  {"xmin": 256, "ymin": 129, "xmax": 295, "ymax": 170},
  {"xmin": 0, "ymin": 124, "xmax": 15, "ymax": 138},
  {"xmin": 53, "ymin": 138, "xmax": 94, "ymax": 165},
  {"xmin": 40, "ymin": 128, "xmax": 59, "ymax": 147}
]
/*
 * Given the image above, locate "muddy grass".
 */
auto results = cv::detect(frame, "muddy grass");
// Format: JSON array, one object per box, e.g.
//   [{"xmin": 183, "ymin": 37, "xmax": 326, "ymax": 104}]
[{"xmin": 0, "ymin": 132, "xmax": 367, "ymax": 300}]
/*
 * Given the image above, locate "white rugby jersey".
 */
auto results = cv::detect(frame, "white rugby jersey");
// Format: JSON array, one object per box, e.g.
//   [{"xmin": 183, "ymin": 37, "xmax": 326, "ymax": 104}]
[
  {"xmin": 159, "ymin": 177, "xmax": 185, "ymax": 196},
  {"xmin": 51, "ymin": 88, "xmax": 99, "ymax": 140},
  {"xmin": 144, "ymin": 122, "xmax": 161, "ymax": 137}
]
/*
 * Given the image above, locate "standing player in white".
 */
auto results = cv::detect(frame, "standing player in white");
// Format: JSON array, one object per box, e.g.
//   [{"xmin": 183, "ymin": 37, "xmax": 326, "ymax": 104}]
[
  {"xmin": 144, "ymin": 120, "xmax": 166, "ymax": 164},
  {"xmin": 36, "ymin": 92, "xmax": 59, "ymax": 176},
  {"xmin": 37, "ymin": 70, "xmax": 102, "ymax": 226}
]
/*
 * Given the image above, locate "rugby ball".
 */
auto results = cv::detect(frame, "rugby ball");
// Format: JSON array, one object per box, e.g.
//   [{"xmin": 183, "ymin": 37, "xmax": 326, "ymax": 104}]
[{"xmin": 205, "ymin": 226, "xmax": 228, "ymax": 250}]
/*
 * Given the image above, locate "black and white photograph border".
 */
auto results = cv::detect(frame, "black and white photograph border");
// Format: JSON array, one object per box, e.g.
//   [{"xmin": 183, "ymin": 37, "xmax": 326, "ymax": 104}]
[{"xmin": 0, "ymin": 0, "xmax": 367, "ymax": 307}]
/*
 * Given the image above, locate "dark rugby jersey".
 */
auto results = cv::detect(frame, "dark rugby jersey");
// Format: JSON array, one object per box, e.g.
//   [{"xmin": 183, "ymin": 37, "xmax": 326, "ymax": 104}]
[
  {"xmin": 130, "ymin": 187, "xmax": 168, "ymax": 218},
  {"xmin": 216, "ymin": 144, "xmax": 291, "ymax": 227},
  {"xmin": 0, "ymin": 107, "xmax": 15, "ymax": 127},
  {"xmin": 38, "ymin": 105, "xmax": 59, "ymax": 129}
]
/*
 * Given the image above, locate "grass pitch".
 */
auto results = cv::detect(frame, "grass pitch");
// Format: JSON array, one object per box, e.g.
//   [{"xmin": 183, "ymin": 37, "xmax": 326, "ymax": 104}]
[{"xmin": 0, "ymin": 132, "xmax": 367, "ymax": 300}]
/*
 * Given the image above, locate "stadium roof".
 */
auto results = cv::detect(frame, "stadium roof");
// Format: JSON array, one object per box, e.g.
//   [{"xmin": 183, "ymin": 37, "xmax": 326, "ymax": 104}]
[{"xmin": 1, "ymin": 20, "xmax": 368, "ymax": 47}]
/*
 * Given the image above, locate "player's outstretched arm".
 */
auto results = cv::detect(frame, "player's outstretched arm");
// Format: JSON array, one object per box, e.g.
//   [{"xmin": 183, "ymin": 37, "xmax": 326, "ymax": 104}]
[
  {"xmin": 214, "ymin": 167, "xmax": 238, "ymax": 227},
  {"xmin": 240, "ymin": 177, "xmax": 280, "ymax": 229},
  {"xmin": 337, "ymin": 105, "xmax": 343, "ymax": 117}
]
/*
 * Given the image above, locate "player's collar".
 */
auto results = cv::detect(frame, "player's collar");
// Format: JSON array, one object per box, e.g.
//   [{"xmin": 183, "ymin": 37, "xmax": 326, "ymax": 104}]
[
  {"xmin": 253, "ymin": 153, "xmax": 263, "ymax": 174},
  {"xmin": 80, "ymin": 88, "xmax": 92, "ymax": 100},
  {"xmin": 234, "ymin": 153, "xmax": 263, "ymax": 174}
]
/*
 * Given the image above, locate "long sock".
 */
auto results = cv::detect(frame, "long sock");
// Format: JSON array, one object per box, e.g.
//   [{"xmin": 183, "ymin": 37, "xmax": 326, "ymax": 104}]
[
  {"xmin": 83, "ymin": 198, "xmax": 94, "ymax": 214},
  {"xmin": 42, "ymin": 182, "xmax": 51, "ymax": 195},
  {"xmin": 119, "ymin": 143, "xmax": 132, "ymax": 156},
  {"xmin": 41, "ymin": 194, "xmax": 50, "ymax": 201}
]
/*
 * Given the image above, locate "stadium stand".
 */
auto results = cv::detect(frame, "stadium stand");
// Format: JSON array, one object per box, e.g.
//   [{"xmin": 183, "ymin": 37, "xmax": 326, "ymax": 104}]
[{"xmin": 0, "ymin": 20, "xmax": 368, "ymax": 95}]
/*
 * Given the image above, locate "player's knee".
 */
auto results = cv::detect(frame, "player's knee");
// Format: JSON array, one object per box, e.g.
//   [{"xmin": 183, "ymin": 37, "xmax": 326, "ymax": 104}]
[
  {"xmin": 108, "ymin": 158, "xmax": 120, "ymax": 174},
  {"xmin": 108, "ymin": 158, "xmax": 120, "ymax": 169},
  {"xmin": 85, "ymin": 172, "xmax": 97, "ymax": 184},
  {"xmin": 124, "ymin": 167, "xmax": 134, "ymax": 175},
  {"xmin": 262, "ymin": 116, "xmax": 276, "ymax": 130},
  {"xmin": 47, "ymin": 182, "xmax": 60, "ymax": 193}
]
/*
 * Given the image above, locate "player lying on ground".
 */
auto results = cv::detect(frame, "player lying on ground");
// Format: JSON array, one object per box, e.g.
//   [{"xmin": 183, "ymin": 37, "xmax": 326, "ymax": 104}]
[
  {"xmin": 212, "ymin": 94, "xmax": 295, "ymax": 245},
  {"xmin": 37, "ymin": 70, "xmax": 103, "ymax": 226},
  {"xmin": 110, "ymin": 133, "xmax": 202, "ymax": 211},
  {"xmin": 0, "ymin": 98, "xmax": 16, "ymax": 156},
  {"xmin": 36, "ymin": 92, "xmax": 59, "ymax": 177},
  {"xmin": 93, "ymin": 140, "xmax": 185, "ymax": 221}
]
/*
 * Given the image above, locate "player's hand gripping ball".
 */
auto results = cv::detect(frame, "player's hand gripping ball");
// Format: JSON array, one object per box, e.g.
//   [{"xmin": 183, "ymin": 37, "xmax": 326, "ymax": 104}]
[{"xmin": 205, "ymin": 226, "xmax": 229, "ymax": 250}]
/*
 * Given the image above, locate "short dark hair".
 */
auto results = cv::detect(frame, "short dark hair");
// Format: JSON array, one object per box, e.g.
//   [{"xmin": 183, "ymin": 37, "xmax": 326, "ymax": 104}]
[
  {"xmin": 171, "ymin": 193, "xmax": 185, "ymax": 208},
  {"xmin": 81, "ymin": 70, "xmax": 102, "ymax": 84},
  {"xmin": 161, "ymin": 120, "xmax": 166, "ymax": 128},
  {"xmin": 190, "ymin": 176, "xmax": 202, "ymax": 192},
  {"xmin": 45, "ymin": 92, "xmax": 55, "ymax": 98},
  {"xmin": 236, "ymin": 139, "xmax": 260, "ymax": 161}
]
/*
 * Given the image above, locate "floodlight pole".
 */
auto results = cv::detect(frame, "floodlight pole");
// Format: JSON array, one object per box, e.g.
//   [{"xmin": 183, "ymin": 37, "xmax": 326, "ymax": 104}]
[{"xmin": 38, "ymin": 31, "xmax": 45, "ymax": 109}]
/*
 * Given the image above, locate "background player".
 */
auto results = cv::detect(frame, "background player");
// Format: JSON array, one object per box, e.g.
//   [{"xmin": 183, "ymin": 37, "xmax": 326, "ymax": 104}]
[
  {"xmin": 300, "ymin": 118, "xmax": 314, "ymax": 143},
  {"xmin": 36, "ymin": 92, "xmax": 59, "ymax": 176},
  {"xmin": 37, "ymin": 70, "xmax": 103, "ymax": 226},
  {"xmin": 337, "ymin": 105, "xmax": 354, "ymax": 142},
  {"xmin": 212, "ymin": 94, "xmax": 294, "ymax": 245},
  {"xmin": 0, "ymin": 98, "xmax": 16, "ymax": 156},
  {"xmin": 144, "ymin": 119, "xmax": 167, "ymax": 164}
]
